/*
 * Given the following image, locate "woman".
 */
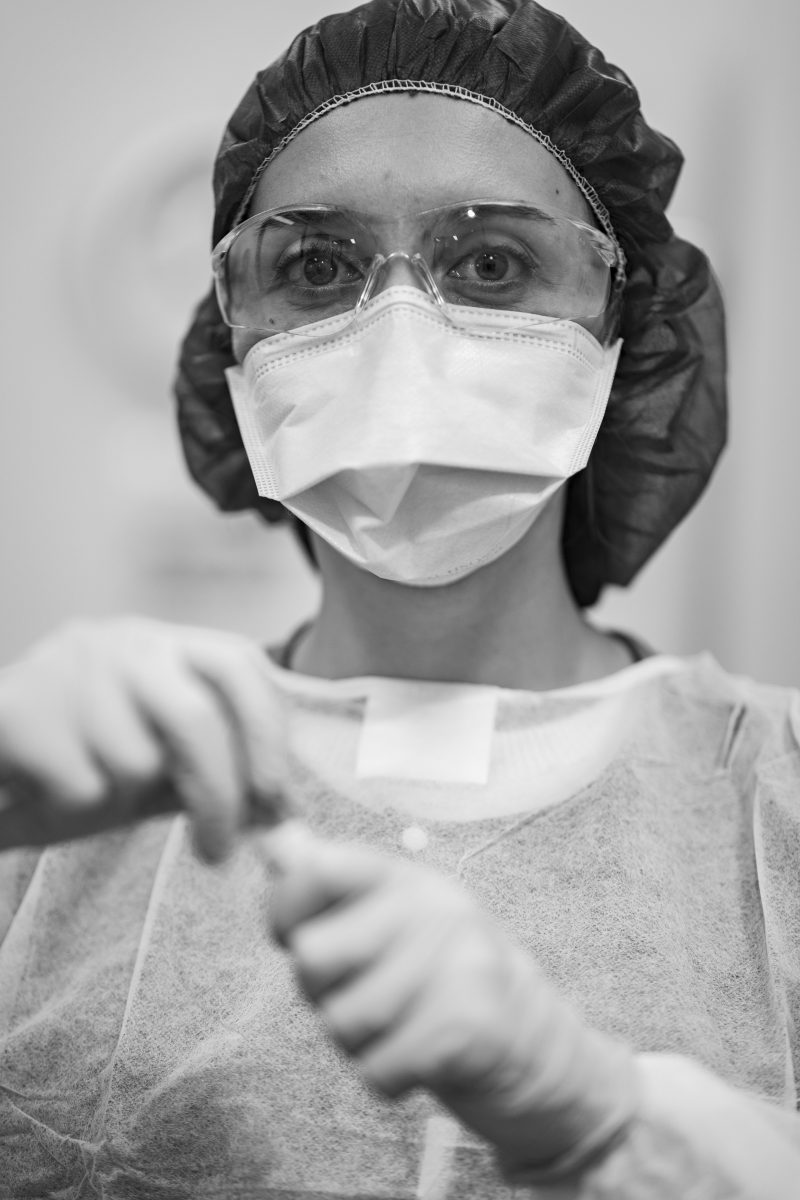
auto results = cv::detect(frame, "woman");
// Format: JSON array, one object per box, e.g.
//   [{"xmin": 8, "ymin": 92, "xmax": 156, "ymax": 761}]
[{"xmin": 1, "ymin": 1, "xmax": 798, "ymax": 1195}]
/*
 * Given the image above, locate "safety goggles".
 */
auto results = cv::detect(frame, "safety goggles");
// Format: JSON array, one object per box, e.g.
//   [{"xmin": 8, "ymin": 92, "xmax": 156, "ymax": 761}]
[{"xmin": 211, "ymin": 200, "xmax": 624, "ymax": 338}]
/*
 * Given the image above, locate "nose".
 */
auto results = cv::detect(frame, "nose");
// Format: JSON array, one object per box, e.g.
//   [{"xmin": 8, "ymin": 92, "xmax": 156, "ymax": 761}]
[
  {"xmin": 372, "ymin": 253, "xmax": 424, "ymax": 293},
  {"xmin": 365, "ymin": 251, "xmax": 445, "ymax": 305}
]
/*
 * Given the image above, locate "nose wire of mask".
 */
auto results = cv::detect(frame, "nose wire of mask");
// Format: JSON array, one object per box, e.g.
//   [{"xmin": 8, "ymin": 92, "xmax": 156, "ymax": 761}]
[{"xmin": 225, "ymin": 287, "xmax": 622, "ymax": 586}]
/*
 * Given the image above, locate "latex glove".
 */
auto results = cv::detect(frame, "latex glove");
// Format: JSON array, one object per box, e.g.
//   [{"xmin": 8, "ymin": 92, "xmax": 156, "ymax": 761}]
[
  {"xmin": 0, "ymin": 617, "xmax": 288, "ymax": 861},
  {"xmin": 266, "ymin": 824, "xmax": 637, "ymax": 1177}
]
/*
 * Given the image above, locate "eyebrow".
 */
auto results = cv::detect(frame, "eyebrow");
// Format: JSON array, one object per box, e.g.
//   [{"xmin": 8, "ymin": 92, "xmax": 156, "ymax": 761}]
[
  {"xmin": 250, "ymin": 200, "xmax": 565, "ymax": 226},
  {"xmin": 382, "ymin": 202, "xmax": 565, "ymax": 236}
]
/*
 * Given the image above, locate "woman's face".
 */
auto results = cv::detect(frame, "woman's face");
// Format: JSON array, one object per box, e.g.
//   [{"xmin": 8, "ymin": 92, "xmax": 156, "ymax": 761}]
[{"xmin": 232, "ymin": 93, "xmax": 604, "ymax": 360}]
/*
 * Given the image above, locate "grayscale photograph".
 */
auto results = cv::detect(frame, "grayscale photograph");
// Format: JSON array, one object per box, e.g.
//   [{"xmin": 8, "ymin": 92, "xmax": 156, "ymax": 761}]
[{"xmin": 0, "ymin": 2, "xmax": 798, "ymax": 1195}]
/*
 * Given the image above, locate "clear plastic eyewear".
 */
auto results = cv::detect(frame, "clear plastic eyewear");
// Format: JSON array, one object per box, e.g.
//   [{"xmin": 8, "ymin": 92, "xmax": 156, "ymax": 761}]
[{"xmin": 211, "ymin": 200, "xmax": 625, "ymax": 338}]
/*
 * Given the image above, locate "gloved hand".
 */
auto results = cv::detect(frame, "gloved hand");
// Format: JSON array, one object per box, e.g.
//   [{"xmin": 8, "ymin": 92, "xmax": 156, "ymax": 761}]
[
  {"xmin": 0, "ymin": 617, "xmax": 287, "ymax": 860},
  {"xmin": 266, "ymin": 823, "xmax": 638, "ymax": 1177}
]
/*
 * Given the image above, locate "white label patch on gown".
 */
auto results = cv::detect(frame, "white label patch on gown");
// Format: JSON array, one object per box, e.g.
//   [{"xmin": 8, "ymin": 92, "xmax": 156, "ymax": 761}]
[{"xmin": 355, "ymin": 680, "xmax": 499, "ymax": 783}]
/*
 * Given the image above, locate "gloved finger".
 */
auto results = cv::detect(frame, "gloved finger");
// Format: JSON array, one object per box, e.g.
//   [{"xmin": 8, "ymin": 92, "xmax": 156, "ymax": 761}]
[
  {"xmin": 0, "ymin": 727, "xmax": 107, "ymax": 812},
  {"xmin": 126, "ymin": 658, "xmax": 246, "ymax": 864},
  {"xmin": 318, "ymin": 927, "xmax": 441, "ymax": 1056},
  {"xmin": 0, "ymin": 620, "xmax": 160, "ymax": 816},
  {"xmin": 0, "ymin": 747, "xmax": 109, "ymax": 849},
  {"xmin": 288, "ymin": 884, "xmax": 415, "ymax": 999},
  {"xmin": 267, "ymin": 832, "xmax": 400, "ymax": 946},
  {"xmin": 178, "ymin": 628, "xmax": 290, "ymax": 822},
  {"xmin": 0, "ymin": 653, "xmax": 98, "ymax": 806},
  {"xmin": 350, "ymin": 972, "xmax": 499, "ymax": 1099},
  {"xmin": 78, "ymin": 665, "xmax": 166, "ymax": 801},
  {"xmin": 352, "ymin": 1003, "xmax": 445, "ymax": 1098}
]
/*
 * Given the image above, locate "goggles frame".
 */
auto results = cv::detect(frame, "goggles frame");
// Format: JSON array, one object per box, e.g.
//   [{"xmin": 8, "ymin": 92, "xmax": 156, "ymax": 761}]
[{"xmin": 211, "ymin": 199, "xmax": 626, "ymax": 335}]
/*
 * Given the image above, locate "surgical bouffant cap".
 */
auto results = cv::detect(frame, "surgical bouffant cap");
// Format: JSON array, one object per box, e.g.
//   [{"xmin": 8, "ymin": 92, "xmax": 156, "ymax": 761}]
[{"xmin": 175, "ymin": 0, "xmax": 726, "ymax": 607}]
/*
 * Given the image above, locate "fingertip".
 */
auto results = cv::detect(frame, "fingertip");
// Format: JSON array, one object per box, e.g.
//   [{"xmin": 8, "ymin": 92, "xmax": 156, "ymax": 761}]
[
  {"xmin": 259, "ymin": 819, "xmax": 317, "ymax": 874},
  {"xmin": 191, "ymin": 815, "xmax": 236, "ymax": 867}
]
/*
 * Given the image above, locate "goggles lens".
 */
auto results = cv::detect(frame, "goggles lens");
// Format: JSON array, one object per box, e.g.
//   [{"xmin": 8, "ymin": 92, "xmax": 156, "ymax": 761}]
[{"xmin": 212, "ymin": 201, "xmax": 623, "ymax": 335}]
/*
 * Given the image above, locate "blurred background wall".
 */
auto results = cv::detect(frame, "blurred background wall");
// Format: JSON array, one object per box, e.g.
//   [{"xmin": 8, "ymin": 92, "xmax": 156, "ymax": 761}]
[{"xmin": 0, "ymin": 0, "xmax": 798, "ymax": 683}]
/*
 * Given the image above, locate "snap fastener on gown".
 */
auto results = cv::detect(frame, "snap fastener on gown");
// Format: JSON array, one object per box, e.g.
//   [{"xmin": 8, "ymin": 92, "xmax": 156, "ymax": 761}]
[{"xmin": 400, "ymin": 825, "xmax": 429, "ymax": 853}]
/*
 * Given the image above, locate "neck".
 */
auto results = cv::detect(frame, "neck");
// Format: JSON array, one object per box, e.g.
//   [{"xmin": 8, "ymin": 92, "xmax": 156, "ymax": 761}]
[{"xmin": 291, "ymin": 503, "xmax": 630, "ymax": 690}]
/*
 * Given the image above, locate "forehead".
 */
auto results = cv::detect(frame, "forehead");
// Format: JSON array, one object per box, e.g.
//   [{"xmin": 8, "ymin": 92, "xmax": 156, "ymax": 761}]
[{"xmin": 250, "ymin": 93, "xmax": 593, "ymax": 223}]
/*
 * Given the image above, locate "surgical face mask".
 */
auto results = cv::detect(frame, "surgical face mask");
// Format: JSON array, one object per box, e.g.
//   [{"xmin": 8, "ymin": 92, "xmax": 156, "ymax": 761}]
[{"xmin": 225, "ymin": 287, "xmax": 621, "ymax": 586}]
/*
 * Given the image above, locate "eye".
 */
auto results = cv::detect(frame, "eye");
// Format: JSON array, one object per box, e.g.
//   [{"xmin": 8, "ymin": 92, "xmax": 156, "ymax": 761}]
[
  {"xmin": 301, "ymin": 248, "xmax": 360, "ymax": 287},
  {"xmin": 276, "ymin": 238, "xmax": 365, "ymax": 291},
  {"xmin": 445, "ymin": 242, "xmax": 530, "ymax": 288}
]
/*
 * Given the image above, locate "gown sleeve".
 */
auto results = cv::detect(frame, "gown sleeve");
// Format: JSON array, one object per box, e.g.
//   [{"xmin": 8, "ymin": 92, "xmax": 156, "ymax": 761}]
[{"xmin": 517, "ymin": 683, "xmax": 800, "ymax": 1199}]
